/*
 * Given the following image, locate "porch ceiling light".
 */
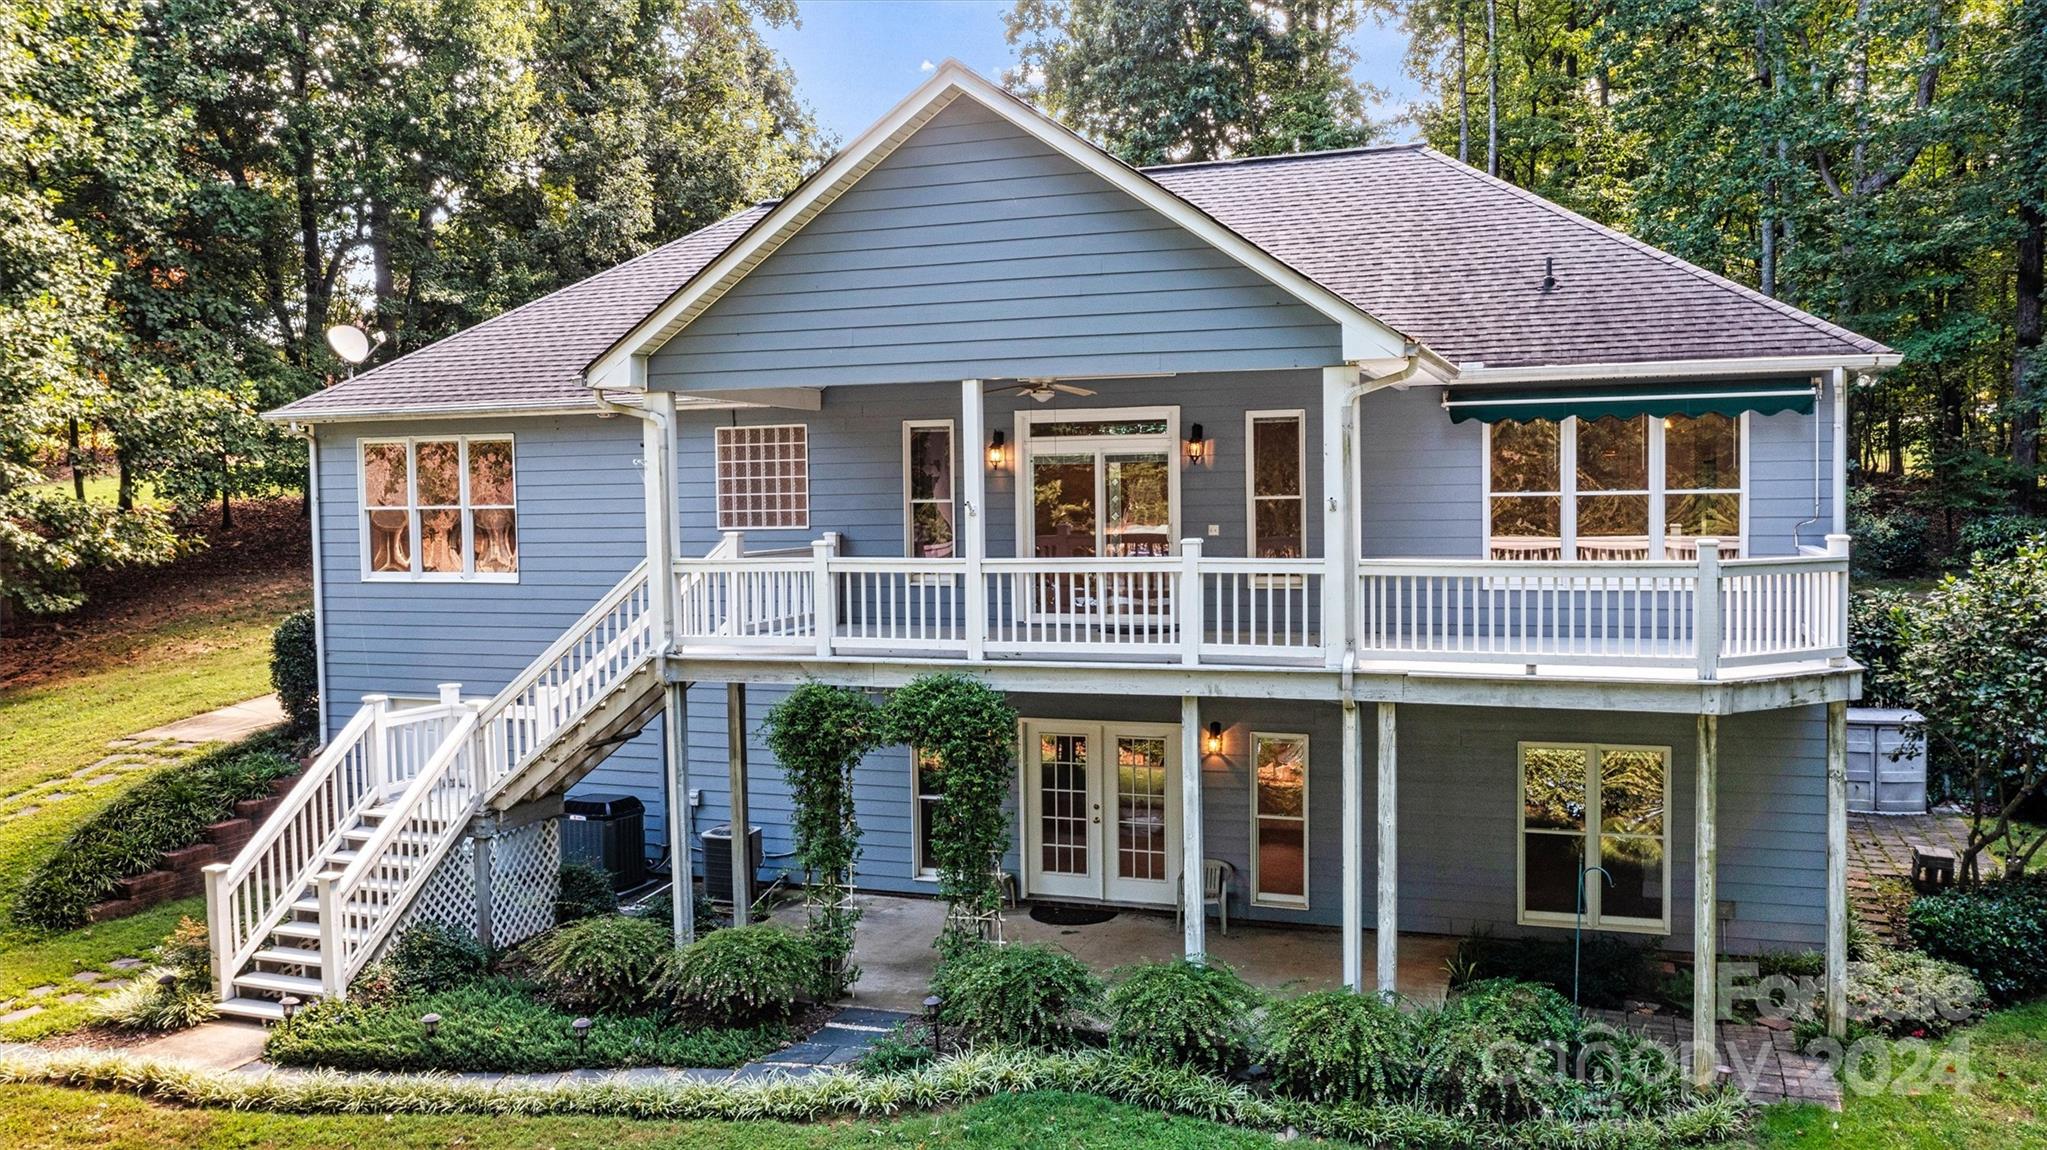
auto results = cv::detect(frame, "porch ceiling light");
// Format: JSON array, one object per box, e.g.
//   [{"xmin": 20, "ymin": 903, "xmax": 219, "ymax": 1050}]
[
  {"xmin": 987, "ymin": 430, "xmax": 1007, "ymax": 469},
  {"xmin": 1204, "ymin": 721, "xmax": 1224, "ymax": 756},
  {"xmin": 1186, "ymin": 422, "xmax": 1208, "ymax": 464}
]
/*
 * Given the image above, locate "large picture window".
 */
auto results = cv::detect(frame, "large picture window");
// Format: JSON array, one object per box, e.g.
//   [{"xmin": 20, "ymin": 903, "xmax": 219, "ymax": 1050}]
[
  {"xmin": 1246, "ymin": 411, "xmax": 1305, "ymax": 559},
  {"xmin": 1518, "ymin": 742, "xmax": 1670, "ymax": 932},
  {"xmin": 1252, "ymin": 732, "xmax": 1309, "ymax": 907},
  {"xmin": 359, "ymin": 436, "xmax": 517, "ymax": 580},
  {"xmin": 715, "ymin": 424, "xmax": 808, "ymax": 530},
  {"xmin": 1486, "ymin": 415, "xmax": 1743, "ymax": 560},
  {"xmin": 903, "ymin": 421, "xmax": 955, "ymax": 559}
]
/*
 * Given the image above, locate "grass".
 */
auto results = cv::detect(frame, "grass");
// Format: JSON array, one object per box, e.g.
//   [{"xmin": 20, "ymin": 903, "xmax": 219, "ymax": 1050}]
[
  {"xmin": 1755, "ymin": 1000, "xmax": 2047, "ymax": 1149},
  {"xmin": 0, "ymin": 1085, "xmax": 1297, "ymax": 1149}
]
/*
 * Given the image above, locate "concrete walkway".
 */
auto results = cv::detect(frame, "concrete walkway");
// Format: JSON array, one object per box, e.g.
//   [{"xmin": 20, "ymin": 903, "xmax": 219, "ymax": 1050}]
[{"xmin": 115, "ymin": 694, "xmax": 285, "ymax": 749}]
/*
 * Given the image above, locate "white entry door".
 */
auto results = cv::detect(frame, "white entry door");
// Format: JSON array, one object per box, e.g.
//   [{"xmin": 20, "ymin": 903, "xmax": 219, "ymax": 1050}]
[{"xmin": 1022, "ymin": 720, "xmax": 1181, "ymax": 905}]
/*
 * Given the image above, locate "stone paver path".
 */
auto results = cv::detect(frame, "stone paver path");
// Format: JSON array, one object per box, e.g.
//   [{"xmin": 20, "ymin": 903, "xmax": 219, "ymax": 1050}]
[
  {"xmin": 1847, "ymin": 811, "xmax": 1977, "ymax": 943},
  {"xmin": 1590, "ymin": 1009, "xmax": 1840, "ymax": 1108}
]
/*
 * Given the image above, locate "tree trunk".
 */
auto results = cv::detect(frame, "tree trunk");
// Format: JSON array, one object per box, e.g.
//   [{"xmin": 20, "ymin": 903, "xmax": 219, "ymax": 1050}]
[
  {"xmin": 1486, "ymin": 0, "xmax": 1498, "ymax": 177},
  {"xmin": 1457, "ymin": 1, "xmax": 1469, "ymax": 164},
  {"xmin": 2015, "ymin": 205, "xmax": 2043, "ymax": 504},
  {"xmin": 219, "ymin": 452, "xmax": 234, "ymax": 531},
  {"xmin": 68, "ymin": 419, "xmax": 85, "ymax": 500},
  {"xmin": 116, "ymin": 443, "xmax": 134, "ymax": 512}
]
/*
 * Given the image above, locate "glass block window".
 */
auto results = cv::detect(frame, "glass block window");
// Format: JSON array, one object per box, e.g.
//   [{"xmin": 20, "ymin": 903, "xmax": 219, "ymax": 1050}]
[{"xmin": 715, "ymin": 424, "xmax": 808, "ymax": 530}]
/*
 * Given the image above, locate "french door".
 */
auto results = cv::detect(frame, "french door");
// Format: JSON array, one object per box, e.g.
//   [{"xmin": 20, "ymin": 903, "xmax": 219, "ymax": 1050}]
[
  {"xmin": 1020, "ymin": 409, "xmax": 1179, "ymax": 622},
  {"xmin": 1021, "ymin": 720, "xmax": 1181, "ymax": 905}
]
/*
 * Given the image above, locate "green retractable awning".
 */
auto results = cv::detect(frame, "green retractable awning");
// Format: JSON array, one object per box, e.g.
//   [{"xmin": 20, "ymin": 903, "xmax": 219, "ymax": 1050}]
[{"xmin": 1442, "ymin": 378, "xmax": 1818, "ymax": 424}]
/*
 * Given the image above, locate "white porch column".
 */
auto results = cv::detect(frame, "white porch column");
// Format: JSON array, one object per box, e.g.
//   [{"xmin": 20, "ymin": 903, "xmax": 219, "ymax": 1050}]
[
  {"xmin": 640, "ymin": 391, "xmax": 676, "ymax": 645},
  {"xmin": 726, "ymin": 683, "xmax": 752, "ymax": 918},
  {"xmin": 1826, "ymin": 700, "xmax": 1849, "ymax": 1038},
  {"xmin": 1340, "ymin": 699, "xmax": 1362, "ymax": 990},
  {"xmin": 1321, "ymin": 365, "xmax": 1361, "ymax": 669},
  {"xmin": 1375, "ymin": 701, "xmax": 1398, "ymax": 998},
  {"xmin": 1181, "ymin": 695, "xmax": 1206, "ymax": 961},
  {"xmin": 1693, "ymin": 713, "xmax": 1720, "ymax": 1088},
  {"xmin": 665, "ymin": 681, "xmax": 694, "ymax": 945},
  {"xmin": 961, "ymin": 380, "xmax": 987, "ymax": 661}
]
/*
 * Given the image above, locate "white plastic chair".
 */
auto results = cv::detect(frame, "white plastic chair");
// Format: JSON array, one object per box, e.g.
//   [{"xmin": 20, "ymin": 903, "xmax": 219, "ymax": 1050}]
[{"xmin": 1174, "ymin": 859, "xmax": 1235, "ymax": 936}]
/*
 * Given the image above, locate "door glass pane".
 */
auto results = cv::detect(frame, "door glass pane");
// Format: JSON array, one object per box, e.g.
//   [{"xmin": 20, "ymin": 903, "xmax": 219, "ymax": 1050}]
[
  {"xmin": 1522, "ymin": 746, "xmax": 1587, "ymax": 831},
  {"xmin": 416, "ymin": 440, "xmax": 461, "ymax": 506},
  {"xmin": 419, "ymin": 509, "xmax": 463, "ymax": 573},
  {"xmin": 1600, "ymin": 835, "xmax": 1665, "ymax": 920},
  {"xmin": 1038, "ymin": 734, "xmax": 1089, "ymax": 876},
  {"xmin": 1665, "ymin": 413, "xmax": 1739, "ymax": 489},
  {"xmin": 1524, "ymin": 832, "xmax": 1583, "ymax": 916},
  {"xmin": 1032, "ymin": 454, "xmax": 1096, "ymax": 559},
  {"xmin": 1490, "ymin": 418, "xmax": 1559, "ymax": 492},
  {"xmin": 468, "ymin": 440, "xmax": 515, "ymax": 505},
  {"xmin": 1104, "ymin": 453, "xmax": 1170, "ymax": 557},
  {"xmin": 362, "ymin": 444, "xmax": 409, "ymax": 507},
  {"xmin": 1599, "ymin": 748, "xmax": 1666, "ymax": 836},
  {"xmin": 1576, "ymin": 416, "xmax": 1648, "ymax": 492},
  {"xmin": 1115, "ymin": 736, "xmax": 1167, "ymax": 881}
]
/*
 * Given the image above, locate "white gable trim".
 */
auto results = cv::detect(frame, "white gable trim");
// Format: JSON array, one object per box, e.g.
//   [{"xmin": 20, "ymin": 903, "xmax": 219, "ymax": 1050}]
[{"xmin": 585, "ymin": 61, "xmax": 1430, "ymax": 391}]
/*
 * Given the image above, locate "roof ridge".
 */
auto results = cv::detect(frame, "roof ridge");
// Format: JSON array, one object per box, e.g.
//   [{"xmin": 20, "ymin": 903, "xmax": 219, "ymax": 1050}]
[
  {"xmin": 1407, "ymin": 147, "xmax": 1887, "ymax": 359},
  {"xmin": 1140, "ymin": 142, "xmax": 1426, "ymax": 173}
]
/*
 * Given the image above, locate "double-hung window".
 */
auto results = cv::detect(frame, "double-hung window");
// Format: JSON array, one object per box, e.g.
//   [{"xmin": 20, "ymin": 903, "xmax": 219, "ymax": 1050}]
[
  {"xmin": 1246, "ymin": 411, "xmax": 1305, "ymax": 559},
  {"xmin": 1252, "ymin": 732, "xmax": 1309, "ymax": 907},
  {"xmin": 1486, "ymin": 414, "xmax": 1744, "ymax": 560},
  {"xmin": 359, "ymin": 436, "xmax": 517, "ymax": 580},
  {"xmin": 715, "ymin": 424, "xmax": 808, "ymax": 530},
  {"xmin": 903, "ymin": 421, "xmax": 956, "ymax": 559},
  {"xmin": 912, "ymin": 746, "xmax": 944, "ymax": 878},
  {"xmin": 1518, "ymin": 741, "xmax": 1670, "ymax": 932}
]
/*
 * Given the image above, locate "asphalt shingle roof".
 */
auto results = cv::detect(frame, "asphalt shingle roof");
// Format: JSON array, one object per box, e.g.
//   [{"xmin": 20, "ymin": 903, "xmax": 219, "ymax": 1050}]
[{"xmin": 273, "ymin": 144, "xmax": 1886, "ymax": 421}]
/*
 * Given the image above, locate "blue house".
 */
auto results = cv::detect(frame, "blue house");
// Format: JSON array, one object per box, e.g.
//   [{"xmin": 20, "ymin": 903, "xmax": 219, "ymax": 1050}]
[{"xmin": 216, "ymin": 63, "xmax": 1893, "ymax": 1081}]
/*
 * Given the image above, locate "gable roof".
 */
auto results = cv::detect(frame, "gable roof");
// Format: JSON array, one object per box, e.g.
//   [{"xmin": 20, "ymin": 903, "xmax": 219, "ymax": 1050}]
[{"xmin": 1146, "ymin": 145, "xmax": 1891, "ymax": 370}]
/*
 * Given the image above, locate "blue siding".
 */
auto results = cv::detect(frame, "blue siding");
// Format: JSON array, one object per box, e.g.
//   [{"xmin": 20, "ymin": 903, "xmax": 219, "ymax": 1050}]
[{"xmin": 648, "ymin": 99, "xmax": 1341, "ymax": 391}]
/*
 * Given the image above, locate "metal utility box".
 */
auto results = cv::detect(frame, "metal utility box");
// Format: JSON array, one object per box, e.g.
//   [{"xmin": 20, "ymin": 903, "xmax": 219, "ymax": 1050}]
[
  {"xmin": 700, "ymin": 824, "xmax": 763, "ymax": 906},
  {"xmin": 561, "ymin": 793, "xmax": 647, "ymax": 890},
  {"xmin": 1845, "ymin": 708, "xmax": 1929, "ymax": 815}
]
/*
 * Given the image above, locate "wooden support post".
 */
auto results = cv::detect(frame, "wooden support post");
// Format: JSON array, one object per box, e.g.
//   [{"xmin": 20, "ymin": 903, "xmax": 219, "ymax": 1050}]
[
  {"xmin": 1180, "ymin": 695, "xmax": 1205, "ymax": 962},
  {"xmin": 1694, "ymin": 713, "xmax": 1719, "ymax": 1088},
  {"xmin": 666, "ymin": 682, "xmax": 694, "ymax": 945},
  {"xmin": 961, "ymin": 379, "xmax": 987, "ymax": 661},
  {"xmin": 812, "ymin": 540, "xmax": 835, "ymax": 659},
  {"xmin": 1376, "ymin": 701, "xmax": 1398, "ymax": 998},
  {"xmin": 1694, "ymin": 539, "xmax": 1722, "ymax": 682},
  {"xmin": 726, "ymin": 682, "xmax": 753, "ymax": 919},
  {"xmin": 1826, "ymin": 700, "xmax": 1849, "ymax": 1038},
  {"xmin": 641, "ymin": 391, "xmax": 675, "ymax": 647},
  {"xmin": 1340, "ymin": 700, "xmax": 1362, "ymax": 990},
  {"xmin": 1320, "ymin": 365, "xmax": 1360, "ymax": 670}
]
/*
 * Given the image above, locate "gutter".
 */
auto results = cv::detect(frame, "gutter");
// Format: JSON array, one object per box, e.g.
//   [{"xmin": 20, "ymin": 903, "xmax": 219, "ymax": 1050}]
[{"xmin": 1449, "ymin": 352, "xmax": 1901, "ymax": 386}]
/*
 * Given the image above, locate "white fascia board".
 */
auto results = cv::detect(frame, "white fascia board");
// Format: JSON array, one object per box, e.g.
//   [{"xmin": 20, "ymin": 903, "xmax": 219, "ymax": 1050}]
[
  {"xmin": 585, "ymin": 59, "xmax": 1429, "ymax": 385},
  {"xmin": 1451, "ymin": 353, "xmax": 1901, "ymax": 386},
  {"xmin": 261, "ymin": 394, "xmax": 760, "ymax": 426}
]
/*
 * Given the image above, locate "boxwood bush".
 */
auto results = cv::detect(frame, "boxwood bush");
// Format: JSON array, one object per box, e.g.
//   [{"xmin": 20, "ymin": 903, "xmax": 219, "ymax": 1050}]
[
  {"xmin": 931, "ymin": 941, "xmax": 1102, "ymax": 1050},
  {"xmin": 553, "ymin": 860, "xmax": 618, "ymax": 924},
  {"xmin": 12, "ymin": 733, "xmax": 299, "ymax": 930},
  {"xmin": 527, "ymin": 914, "xmax": 672, "ymax": 1015},
  {"xmin": 660, "ymin": 923, "xmax": 817, "ymax": 1026},
  {"xmin": 1105, "ymin": 958, "xmax": 1261, "ymax": 1073},
  {"xmin": 1262, "ymin": 990, "xmax": 1417, "ymax": 1103},
  {"xmin": 1907, "ymin": 876, "xmax": 2047, "ymax": 1003},
  {"xmin": 385, "ymin": 922, "xmax": 490, "ymax": 996},
  {"xmin": 264, "ymin": 977, "xmax": 782, "ymax": 1072},
  {"xmin": 270, "ymin": 609, "xmax": 320, "ymax": 734},
  {"xmin": 1419, "ymin": 980, "xmax": 1583, "ymax": 1121}
]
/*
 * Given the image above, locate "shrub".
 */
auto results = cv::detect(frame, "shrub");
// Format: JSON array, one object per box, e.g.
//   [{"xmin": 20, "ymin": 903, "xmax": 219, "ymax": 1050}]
[
  {"xmin": 1419, "ymin": 980, "xmax": 1583, "ymax": 1121},
  {"xmin": 1441, "ymin": 932, "xmax": 1652, "ymax": 1009},
  {"xmin": 1847, "ymin": 588, "xmax": 1916, "ymax": 708},
  {"xmin": 660, "ymin": 924, "xmax": 817, "ymax": 1026},
  {"xmin": 527, "ymin": 914, "xmax": 671, "ymax": 1015},
  {"xmin": 270, "ymin": 609, "xmax": 320, "ymax": 734},
  {"xmin": 854, "ymin": 1024, "xmax": 936, "ymax": 1075},
  {"xmin": 12, "ymin": 734, "xmax": 299, "ymax": 930},
  {"xmin": 91, "ymin": 917, "xmax": 218, "ymax": 1031},
  {"xmin": 930, "ymin": 941, "xmax": 1102, "ymax": 1050},
  {"xmin": 1847, "ymin": 487, "xmax": 1930, "ymax": 578},
  {"xmin": 1572, "ymin": 1021, "xmax": 1689, "ymax": 1118},
  {"xmin": 1956, "ymin": 513, "xmax": 2047, "ymax": 565},
  {"xmin": 1263, "ymin": 990, "xmax": 1416, "ymax": 1104},
  {"xmin": 1831, "ymin": 944, "xmax": 1985, "ymax": 1038},
  {"xmin": 1105, "ymin": 959, "xmax": 1261, "ymax": 1073},
  {"xmin": 553, "ymin": 861, "xmax": 618, "ymax": 925},
  {"xmin": 264, "ymin": 977, "xmax": 780, "ymax": 1072},
  {"xmin": 1907, "ymin": 876, "xmax": 2047, "ymax": 1003},
  {"xmin": 386, "ymin": 922, "xmax": 489, "ymax": 995}
]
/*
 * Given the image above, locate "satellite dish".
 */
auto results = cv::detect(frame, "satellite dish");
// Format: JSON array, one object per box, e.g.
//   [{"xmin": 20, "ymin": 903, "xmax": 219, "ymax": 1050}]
[{"xmin": 326, "ymin": 324, "xmax": 373, "ymax": 365}]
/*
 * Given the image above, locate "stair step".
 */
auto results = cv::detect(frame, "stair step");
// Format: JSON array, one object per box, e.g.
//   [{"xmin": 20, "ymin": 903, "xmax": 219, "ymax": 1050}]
[
  {"xmin": 251, "ymin": 946, "xmax": 324, "ymax": 968},
  {"xmin": 341, "ymin": 827, "xmax": 444, "ymax": 846},
  {"xmin": 271, "ymin": 921, "xmax": 373, "ymax": 944},
  {"xmin": 216, "ymin": 996, "xmax": 287, "ymax": 1022},
  {"xmin": 234, "ymin": 970, "xmax": 324, "ymax": 997}
]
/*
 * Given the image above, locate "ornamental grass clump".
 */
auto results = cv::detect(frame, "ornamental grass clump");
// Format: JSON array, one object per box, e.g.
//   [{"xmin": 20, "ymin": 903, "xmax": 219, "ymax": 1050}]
[
  {"xmin": 660, "ymin": 924, "xmax": 817, "ymax": 1026},
  {"xmin": 931, "ymin": 941, "xmax": 1102, "ymax": 1049},
  {"xmin": 1105, "ymin": 958, "xmax": 1261, "ymax": 1073},
  {"xmin": 1262, "ymin": 989, "xmax": 1417, "ymax": 1104},
  {"xmin": 527, "ymin": 913, "xmax": 671, "ymax": 1015},
  {"xmin": 92, "ymin": 918, "xmax": 217, "ymax": 1031}
]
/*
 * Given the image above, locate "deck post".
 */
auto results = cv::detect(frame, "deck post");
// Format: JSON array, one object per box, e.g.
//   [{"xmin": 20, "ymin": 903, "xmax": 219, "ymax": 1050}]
[
  {"xmin": 961, "ymin": 379, "xmax": 987, "ymax": 661},
  {"xmin": 1827, "ymin": 534, "xmax": 1852, "ymax": 657},
  {"xmin": 1375, "ymin": 701, "xmax": 1398, "ymax": 998},
  {"xmin": 1180, "ymin": 695, "xmax": 1205, "ymax": 962},
  {"xmin": 1694, "ymin": 539, "xmax": 1722, "ymax": 682},
  {"xmin": 1340, "ymin": 699, "xmax": 1362, "ymax": 989},
  {"xmin": 202, "ymin": 862, "xmax": 231, "ymax": 998},
  {"xmin": 641, "ymin": 391, "xmax": 675, "ymax": 647},
  {"xmin": 812, "ymin": 540, "xmax": 835, "ymax": 659},
  {"xmin": 314, "ymin": 870, "xmax": 345, "ymax": 1000},
  {"xmin": 726, "ymin": 682, "xmax": 753, "ymax": 919},
  {"xmin": 1826, "ymin": 700, "xmax": 1849, "ymax": 1038},
  {"xmin": 1179, "ymin": 538, "xmax": 1203, "ymax": 666},
  {"xmin": 1693, "ymin": 713, "xmax": 1719, "ymax": 1087},
  {"xmin": 666, "ymin": 681, "xmax": 694, "ymax": 945},
  {"xmin": 363, "ymin": 694, "xmax": 392, "ymax": 794},
  {"xmin": 1320, "ymin": 365, "xmax": 1361, "ymax": 670}
]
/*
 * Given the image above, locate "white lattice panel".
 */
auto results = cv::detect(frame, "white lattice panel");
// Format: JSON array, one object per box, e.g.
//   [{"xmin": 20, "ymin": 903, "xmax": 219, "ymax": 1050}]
[
  {"xmin": 377, "ymin": 837, "xmax": 479, "ymax": 960},
  {"xmin": 489, "ymin": 818, "xmax": 559, "ymax": 949}
]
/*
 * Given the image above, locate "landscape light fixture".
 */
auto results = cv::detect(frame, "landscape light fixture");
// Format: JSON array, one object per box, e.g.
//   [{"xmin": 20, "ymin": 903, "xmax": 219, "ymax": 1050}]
[
  {"xmin": 279, "ymin": 995, "xmax": 301, "ymax": 1021},
  {"xmin": 421, "ymin": 1012, "xmax": 442, "ymax": 1039},
  {"xmin": 573, "ymin": 1016, "xmax": 592, "ymax": 1054}
]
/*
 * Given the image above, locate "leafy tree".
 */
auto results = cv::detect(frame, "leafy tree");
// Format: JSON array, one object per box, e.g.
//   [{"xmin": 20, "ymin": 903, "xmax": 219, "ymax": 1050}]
[{"xmin": 1005, "ymin": 0, "xmax": 1380, "ymax": 164}]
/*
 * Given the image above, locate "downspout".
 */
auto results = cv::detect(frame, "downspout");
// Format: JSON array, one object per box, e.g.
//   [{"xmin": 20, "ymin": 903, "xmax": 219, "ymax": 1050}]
[{"xmin": 288, "ymin": 422, "xmax": 330, "ymax": 744}]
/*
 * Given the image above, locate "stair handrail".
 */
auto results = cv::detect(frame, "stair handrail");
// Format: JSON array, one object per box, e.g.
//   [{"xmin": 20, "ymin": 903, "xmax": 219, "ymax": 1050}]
[
  {"xmin": 206, "ymin": 703, "xmax": 381, "ymax": 995},
  {"xmin": 322, "ymin": 707, "xmax": 484, "ymax": 991}
]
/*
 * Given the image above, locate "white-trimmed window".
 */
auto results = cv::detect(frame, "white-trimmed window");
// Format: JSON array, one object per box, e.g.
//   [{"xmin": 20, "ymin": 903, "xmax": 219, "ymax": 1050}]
[
  {"xmin": 1252, "ymin": 732, "xmax": 1309, "ymax": 907},
  {"xmin": 1486, "ymin": 415, "xmax": 1745, "ymax": 560},
  {"xmin": 715, "ymin": 424, "xmax": 808, "ymax": 530},
  {"xmin": 912, "ymin": 746, "xmax": 943, "ymax": 878},
  {"xmin": 1246, "ymin": 411, "xmax": 1305, "ymax": 559},
  {"xmin": 903, "ymin": 420, "xmax": 955, "ymax": 559},
  {"xmin": 1518, "ymin": 741, "xmax": 1670, "ymax": 932},
  {"xmin": 359, "ymin": 436, "xmax": 517, "ymax": 580}
]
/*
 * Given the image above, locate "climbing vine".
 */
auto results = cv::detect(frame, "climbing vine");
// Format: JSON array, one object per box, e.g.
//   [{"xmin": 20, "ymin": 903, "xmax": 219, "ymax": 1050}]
[
  {"xmin": 882, "ymin": 674, "xmax": 1019, "ymax": 951},
  {"xmin": 761, "ymin": 682, "xmax": 880, "ymax": 997}
]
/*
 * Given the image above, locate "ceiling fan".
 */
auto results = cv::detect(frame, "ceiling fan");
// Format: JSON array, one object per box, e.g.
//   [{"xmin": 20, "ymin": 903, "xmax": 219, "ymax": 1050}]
[{"xmin": 990, "ymin": 379, "xmax": 1099, "ymax": 404}]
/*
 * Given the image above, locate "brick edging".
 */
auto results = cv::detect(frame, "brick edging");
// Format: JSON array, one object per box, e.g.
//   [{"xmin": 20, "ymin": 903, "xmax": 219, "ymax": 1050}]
[{"xmin": 84, "ymin": 772, "xmax": 301, "ymax": 923}]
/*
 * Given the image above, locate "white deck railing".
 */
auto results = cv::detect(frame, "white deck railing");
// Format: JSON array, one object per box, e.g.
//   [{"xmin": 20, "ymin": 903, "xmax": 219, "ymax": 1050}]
[{"xmin": 670, "ymin": 535, "xmax": 1846, "ymax": 679}]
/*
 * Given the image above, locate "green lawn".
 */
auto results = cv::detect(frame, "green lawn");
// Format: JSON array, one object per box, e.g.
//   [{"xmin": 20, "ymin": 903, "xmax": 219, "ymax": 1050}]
[
  {"xmin": 1755, "ymin": 1001, "xmax": 2047, "ymax": 1149},
  {"xmin": 0, "ymin": 1086, "xmax": 1300, "ymax": 1149}
]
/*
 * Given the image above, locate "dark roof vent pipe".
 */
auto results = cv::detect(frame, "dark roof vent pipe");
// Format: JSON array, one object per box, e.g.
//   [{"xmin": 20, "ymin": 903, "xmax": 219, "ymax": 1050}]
[{"xmin": 1541, "ymin": 257, "xmax": 1558, "ymax": 294}]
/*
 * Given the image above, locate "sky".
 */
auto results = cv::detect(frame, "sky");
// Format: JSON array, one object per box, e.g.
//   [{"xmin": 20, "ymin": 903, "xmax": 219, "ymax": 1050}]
[{"xmin": 761, "ymin": 1, "xmax": 1424, "ymax": 148}]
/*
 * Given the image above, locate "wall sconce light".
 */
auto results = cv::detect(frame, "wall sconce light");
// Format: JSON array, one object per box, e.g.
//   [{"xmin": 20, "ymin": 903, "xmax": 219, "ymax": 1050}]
[
  {"xmin": 987, "ymin": 430, "xmax": 1007, "ymax": 469},
  {"xmin": 1186, "ymin": 423, "xmax": 1208, "ymax": 464},
  {"xmin": 1204, "ymin": 721, "xmax": 1223, "ymax": 756}
]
